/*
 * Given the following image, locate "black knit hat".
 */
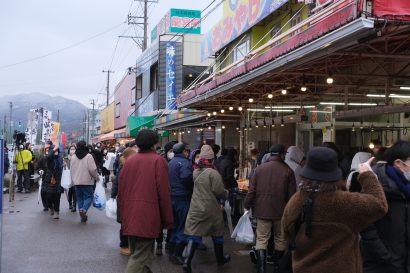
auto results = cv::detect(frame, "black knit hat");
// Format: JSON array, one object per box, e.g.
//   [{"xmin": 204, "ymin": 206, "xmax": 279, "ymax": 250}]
[{"xmin": 300, "ymin": 147, "xmax": 342, "ymax": 182}]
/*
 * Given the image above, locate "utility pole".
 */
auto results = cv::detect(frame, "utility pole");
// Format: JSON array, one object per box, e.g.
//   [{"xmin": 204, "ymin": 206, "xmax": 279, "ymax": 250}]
[
  {"xmin": 143, "ymin": 0, "xmax": 148, "ymax": 50},
  {"xmin": 8, "ymin": 102, "xmax": 12, "ymax": 144},
  {"xmin": 90, "ymin": 100, "xmax": 96, "ymax": 139},
  {"xmin": 102, "ymin": 70, "xmax": 114, "ymax": 106},
  {"xmin": 3, "ymin": 115, "xmax": 6, "ymax": 137},
  {"xmin": 57, "ymin": 109, "xmax": 60, "ymax": 122}
]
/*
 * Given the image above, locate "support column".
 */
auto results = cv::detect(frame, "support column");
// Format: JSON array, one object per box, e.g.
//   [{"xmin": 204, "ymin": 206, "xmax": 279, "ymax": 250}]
[{"xmin": 215, "ymin": 122, "xmax": 222, "ymax": 147}]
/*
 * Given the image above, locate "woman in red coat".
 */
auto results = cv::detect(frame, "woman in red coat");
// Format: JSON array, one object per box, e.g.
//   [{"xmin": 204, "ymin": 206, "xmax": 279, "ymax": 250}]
[{"xmin": 119, "ymin": 129, "xmax": 173, "ymax": 273}]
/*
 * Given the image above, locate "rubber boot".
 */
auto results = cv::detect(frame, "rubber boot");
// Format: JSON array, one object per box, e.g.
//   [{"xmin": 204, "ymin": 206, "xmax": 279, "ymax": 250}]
[
  {"xmin": 214, "ymin": 243, "xmax": 231, "ymax": 266},
  {"xmin": 182, "ymin": 241, "xmax": 198, "ymax": 273},
  {"xmin": 256, "ymin": 249, "xmax": 266, "ymax": 273},
  {"xmin": 249, "ymin": 246, "xmax": 257, "ymax": 264},
  {"xmin": 273, "ymin": 250, "xmax": 284, "ymax": 273},
  {"xmin": 169, "ymin": 243, "xmax": 185, "ymax": 265}
]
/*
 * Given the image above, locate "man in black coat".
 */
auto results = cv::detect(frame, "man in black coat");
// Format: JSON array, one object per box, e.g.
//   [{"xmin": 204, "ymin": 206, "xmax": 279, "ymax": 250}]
[{"xmin": 361, "ymin": 141, "xmax": 410, "ymax": 273}]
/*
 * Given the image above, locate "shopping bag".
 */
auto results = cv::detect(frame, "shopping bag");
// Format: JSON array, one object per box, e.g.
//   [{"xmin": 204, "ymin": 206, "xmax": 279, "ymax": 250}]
[
  {"xmin": 37, "ymin": 177, "xmax": 42, "ymax": 204},
  {"xmin": 105, "ymin": 198, "xmax": 117, "ymax": 220},
  {"xmin": 93, "ymin": 177, "xmax": 106, "ymax": 210},
  {"xmin": 231, "ymin": 211, "xmax": 254, "ymax": 244},
  {"xmin": 224, "ymin": 200, "xmax": 233, "ymax": 234},
  {"xmin": 61, "ymin": 169, "xmax": 72, "ymax": 190}
]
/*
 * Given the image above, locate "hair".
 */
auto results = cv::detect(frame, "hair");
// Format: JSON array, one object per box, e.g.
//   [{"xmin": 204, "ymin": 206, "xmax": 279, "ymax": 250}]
[
  {"xmin": 126, "ymin": 141, "xmax": 136, "ymax": 148},
  {"xmin": 76, "ymin": 140, "xmax": 87, "ymax": 150},
  {"xmin": 135, "ymin": 129, "xmax": 159, "ymax": 152},
  {"xmin": 250, "ymin": 149, "xmax": 259, "ymax": 157},
  {"xmin": 220, "ymin": 148, "xmax": 228, "ymax": 156},
  {"xmin": 299, "ymin": 177, "xmax": 346, "ymax": 193},
  {"xmin": 372, "ymin": 139, "xmax": 382, "ymax": 146},
  {"xmin": 384, "ymin": 141, "xmax": 410, "ymax": 165},
  {"xmin": 375, "ymin": 146, "xmax": 387, "ymax": 162},
  {"xmin": 322, "ymin": 142, "xmax": 342, "ymax": 162}
]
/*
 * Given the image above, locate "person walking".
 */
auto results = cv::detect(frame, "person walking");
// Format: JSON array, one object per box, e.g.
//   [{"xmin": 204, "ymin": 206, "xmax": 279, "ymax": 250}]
[
  {"xmin": 361, "ymin": 141, "xmax": 410, "ymax": 273},
  {"xmin": 70, "ymin": 141, "xmax": 99, "ymax": 223},
  {"xmin": 111, "ymin": 147, "xmax": 137, "ymax": 256},
  {"xmin": 167, "ymin": 142, "xmax": 194, "ymax": 265},
  {"xmin": 244, "ymin": 144, "xmax": 297, "ymax": 273},
  {"xmin": 285, "ymin": 146, "xmax": 305, "ymax": 188},
  {"xmin": 15, "ymin": 143, "xmax": 33, "ymax": 193},
  {"xmin": 183, "ymin": 144, "xmax": 231, "ymax": 273},
  {"xmin": 66, "ymin": 144, "xmax": 77, "ymax": 212},
  {"xmin": 282, "ymin": 147, "xmax": 388, "ymax": 273},
  {"xmin": 39, "ymin": 143, "xmax": 64, "ymax": 219},
  {"xmin": 119, "ymin": 129, "xmax": 173, "ymax": 273}
]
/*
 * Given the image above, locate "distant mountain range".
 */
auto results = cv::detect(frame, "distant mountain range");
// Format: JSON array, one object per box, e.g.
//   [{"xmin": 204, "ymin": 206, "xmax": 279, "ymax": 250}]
[{"xmin": 0, "ymin": 93, "xmax": 88, "ymax": 135}]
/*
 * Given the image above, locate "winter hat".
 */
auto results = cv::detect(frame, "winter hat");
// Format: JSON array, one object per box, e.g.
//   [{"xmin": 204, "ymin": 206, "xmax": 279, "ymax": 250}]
[
  {"xmin": 270, "ymin": 144, "xmax": 285, "ymax": 155},
  {"xmin": 46, "ymin": 140, "xmax": 53, "ymax": 145},
  {"xmin": 300, "ymin": 147, "xmax": 342, "ymax": 182},
  {"xmin": 199, "ymin": 144, "xmax": 214, "ymax": 160},
  {"xmin": 173, "ymin": 142, "xmax": 187, "ymax": 154}
]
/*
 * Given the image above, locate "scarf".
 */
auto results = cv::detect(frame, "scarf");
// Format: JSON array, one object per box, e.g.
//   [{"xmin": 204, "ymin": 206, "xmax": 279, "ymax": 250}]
[
  {"xmin": 386, "ymin": 165, "xmax": 410, "ymax": 198},
  {"xmin": 197, "ymin": 158, "xmax": 214, "ymax": 169}
]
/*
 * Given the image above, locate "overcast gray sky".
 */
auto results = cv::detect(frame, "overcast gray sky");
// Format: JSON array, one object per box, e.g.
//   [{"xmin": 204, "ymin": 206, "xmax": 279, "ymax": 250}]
[{"xmin": 0, "ymin": 0, "xmax": 221, "ymax": 107}]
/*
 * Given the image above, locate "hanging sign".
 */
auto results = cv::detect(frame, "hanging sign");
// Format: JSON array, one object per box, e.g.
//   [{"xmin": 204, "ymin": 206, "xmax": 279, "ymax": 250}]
[{"xmin": 166, "ymin": 41, "xmax": 177, "ymax": 110}]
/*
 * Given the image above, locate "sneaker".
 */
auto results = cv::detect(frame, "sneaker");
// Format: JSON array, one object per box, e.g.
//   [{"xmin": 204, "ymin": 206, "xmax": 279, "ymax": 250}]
[
  {"xmin": 53, "ymin": 212, "xmax": 59, "ymax": 219},
  {"xmin": 50, "ymin": 209, "xmax": 55, "ymax": 217},
  {"xmin": 120, "ymin": 247, "xmax": 131, "ymax": 256},
  {"xmin": 79, "ymin": 210, "xmax": 87, "ymax": 223}
]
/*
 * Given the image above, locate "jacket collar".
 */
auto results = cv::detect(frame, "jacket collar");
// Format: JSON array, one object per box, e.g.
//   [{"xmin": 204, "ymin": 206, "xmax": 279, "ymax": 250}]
[
  {"xmin": 174, "ymin": 154, "xmax": 187, "ymax": 159},
  {"xmin": 268, "ymin": 155, "xmax": 284, "ymax": 163}
]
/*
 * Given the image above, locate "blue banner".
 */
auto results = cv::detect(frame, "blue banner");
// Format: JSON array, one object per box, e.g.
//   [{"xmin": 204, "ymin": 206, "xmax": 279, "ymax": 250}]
[{"xmin": 165, "ymin": 42, "xmax": 177, "ymax": 110}]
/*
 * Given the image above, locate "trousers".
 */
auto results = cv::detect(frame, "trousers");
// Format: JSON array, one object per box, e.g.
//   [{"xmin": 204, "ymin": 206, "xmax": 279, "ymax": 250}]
[{"xmin": 126, "ymin": 237, "xmax": 155, "ymax": 273}]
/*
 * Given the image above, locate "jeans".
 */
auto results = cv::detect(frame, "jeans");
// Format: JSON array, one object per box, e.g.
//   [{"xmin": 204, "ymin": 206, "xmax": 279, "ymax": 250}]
[
  {"xmin": 126, "ymin": 237, "xmax": 155, "ymax": 273},
  {"xmin": 187, "ymin": 235, "xmax": 224, "ymax": 245},
  {"xmin": 170, "ymin": 199, "xmax": 190, "ymax": 245},
  {"xmin": 75, "ymin": 185, "xmax": 94, "ymax": 212},
  {"xmin": 17, "ymin": 170, "xmax": 29, "ymax": 191},
  {"xmin": 46, "ymin": 192, "xmax": 61, "ymax": 212}
]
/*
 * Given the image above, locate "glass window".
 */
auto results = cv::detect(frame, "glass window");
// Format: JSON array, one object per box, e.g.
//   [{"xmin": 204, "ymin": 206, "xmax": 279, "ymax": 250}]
[
  {"xmin": 136, "ymin": 75, "xmax": 142, "ymax": 99},
  {"xmin": 131, "ymin": 88, "xmax": 136, "ymax": 105},
  {"xmin": 150, "ymin": 62, "xmax": 158, "ymax": 92},
  {"xmin": 115, "ymin": 103, "xmax": 120, "ymax": 118},
  {"xmin": 233, "ymin": 39, "xmax": 250, "ymax": 63}
]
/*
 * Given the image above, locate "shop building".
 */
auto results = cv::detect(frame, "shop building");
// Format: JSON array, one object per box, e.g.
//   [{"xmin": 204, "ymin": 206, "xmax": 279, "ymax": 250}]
[{"xmin": 175, "ymin": 0, "xmax": 410, "ymax": 159}]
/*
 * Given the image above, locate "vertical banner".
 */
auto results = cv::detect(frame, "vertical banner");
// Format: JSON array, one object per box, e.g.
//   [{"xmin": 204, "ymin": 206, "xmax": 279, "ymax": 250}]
[
  {"xmin": 41, "ymin": 109, "xmax": 52, "ymax": 143},
  {"xmin": 26, "ymin": 109, "xmax": 39, "ymax": 144},
  {"xmin": 166, "ymin": 41, "xmax": 177, "ymax": 110},
  {"xmin": 50, "ymin": 122, "xmax": 60, "ymax": 146}
]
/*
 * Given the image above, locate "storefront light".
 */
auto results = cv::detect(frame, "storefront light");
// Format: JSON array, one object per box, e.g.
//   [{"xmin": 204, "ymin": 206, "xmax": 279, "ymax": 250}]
[
  {"xmin": 281, "ymin": 89, "xmax": 287, "ymax": 95},
  {"xmin": 320, "ymin": 102, "xmax": 344, "ymax": 105},
  {"xmin": 366, "ymin": 94, "xmax": 386, "ymax": 98},
  {"xmin": 208, "ymin": 126, "xmax": 212, "ymax": 130},
  {"xmin": 400, "ymin": 87, "xmax": 410, "ymax": 90},
  {"xmin": 348, "ymin": 103, "xmax": 377, "ymax": 106},
  {"xmin": 390, "ymin": 94, "xmax": 410, "ymax": 99},
  {"xmin": 265, "ymin": 105, "xmax": 315, "ymax": 109},
  {"xmin": 326, "ymin": 76, "xmax": 334, "ymax": 84},
  {"xmin": 238, "ymin": 106, "xmax": 243, "ymax": 111},
  {"xmin": 248, "ymin": 98, "xmax": 254, "ymax": 103},
  {"xmin": 213, "ymin": 111, "xmax": 217, "ymax": 116},
  {"xmin": 229, "ymin": 106, "xmax": 234, "ymax": 111},
  {"xmin": 220, "ymin": 109, "xmax": 225, "ymax": 113},
  {"xmin": 301, "ymin": 86, "xmax": 307, "ymax": 92},
  {"xmin": 207, "ymin": 113, "xmax": 211, "ymax": 117},
  {"xmin": 222, "ymin": 125, "xmax": 226, "ymax": 129},
  {"xmin": 268, "ymin": 94, "xmax": 273, "ymax": 99},
  {"xmin": 369, "ymin": 142, "xmax": 375, "ymax": 149},
  {"xmin": 247, "ymin": 108, "xmax": 293, "ymax": 112}
]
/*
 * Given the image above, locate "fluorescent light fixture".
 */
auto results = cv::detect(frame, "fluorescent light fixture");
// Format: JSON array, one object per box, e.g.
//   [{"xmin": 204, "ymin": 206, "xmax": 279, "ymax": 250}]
[
  {"xmin": 310, "ymin": 110, "xmax": 332, "ymax": 113},
  {"xmin": 247, "ymin": 109, "xmax": 293, "ymax": 112},
  {"xmin": 390, "ymin": 94, "xmax": 410, "ymax": 98},
  {"xmin": 320, "ymin": 102, "xmax": 345, "ymax": 105},
  {"xmin": 264, "ymin": 105, "xmax": 315, "ymax": 109},
  {"xmin": 400, "ymin": 87, "xmax": 410, "ymax": 90},
  {"xmin": 366, "ymin": 94, "xmax": 386, "ymax": 98},
  {"xmin": 348, "ymin": 103, "xmax": 377, "ymax": 106}
]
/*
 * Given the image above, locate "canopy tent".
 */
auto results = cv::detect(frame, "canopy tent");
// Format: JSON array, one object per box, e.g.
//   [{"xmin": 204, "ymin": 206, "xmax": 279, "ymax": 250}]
[{"xmin": 128, "ymin": 116, "xmax": 156, "ymax": 137}]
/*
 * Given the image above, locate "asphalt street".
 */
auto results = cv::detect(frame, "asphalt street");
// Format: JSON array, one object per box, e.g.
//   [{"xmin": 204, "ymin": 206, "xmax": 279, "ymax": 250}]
[{"xmin": 2, "ymin": 188, "xmax": 256, "ymax": 273}]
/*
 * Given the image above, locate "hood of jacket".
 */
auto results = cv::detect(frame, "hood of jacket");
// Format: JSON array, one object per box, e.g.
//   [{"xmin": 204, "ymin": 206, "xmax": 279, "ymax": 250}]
[
  {"xmin": 75, "ymin": 147, "xmax": 89, "ymax": 160},
  {"xmin": 285, "ymin": 146, "xmax": 304, "ymax": 171},
  {"xmin": 350, "ymin": 152, "xmax": 372, "ymax": 171}
]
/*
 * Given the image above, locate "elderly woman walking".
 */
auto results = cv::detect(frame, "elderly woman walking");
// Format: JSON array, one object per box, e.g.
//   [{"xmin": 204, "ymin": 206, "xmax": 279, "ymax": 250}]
[
  {"xmin": 182, "ymin": 144, "xmax": 231, "ymax": 273},
  {"xmin": 282, "ymin": 147, "xmax": 388, "ymax": 273}
]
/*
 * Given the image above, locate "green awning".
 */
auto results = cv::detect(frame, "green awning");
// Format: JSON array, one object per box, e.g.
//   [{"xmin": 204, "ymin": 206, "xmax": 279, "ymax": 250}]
[{"xmin": 128, "ymin": 116, "xmax": 156, "ymax": 137}]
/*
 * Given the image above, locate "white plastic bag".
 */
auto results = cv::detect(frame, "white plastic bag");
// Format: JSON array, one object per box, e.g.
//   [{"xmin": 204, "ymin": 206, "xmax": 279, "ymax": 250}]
[
  {"xmin": 93, "ymin": 177, "xmax": 106, "ymax": 210},
  {"xmin": 106, "ymin": 198, "xmax": 117, "ymax": 219},
  {"xmin": 224, "ymin": 200, "xmax": 233, "ymax": 234},
  {"xmin": 61, "ymin": 169, "xmax": 72, "ymax": 190},
  {"xmin": 231, "ymin": 211, "xmax": 254, "ymax": 244}
]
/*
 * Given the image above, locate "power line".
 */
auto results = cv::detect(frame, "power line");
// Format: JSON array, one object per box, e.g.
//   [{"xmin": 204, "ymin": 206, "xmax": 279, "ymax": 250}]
[{"xmin": 0, "ymin": 21, "xmax": 127, "ymax": 70}]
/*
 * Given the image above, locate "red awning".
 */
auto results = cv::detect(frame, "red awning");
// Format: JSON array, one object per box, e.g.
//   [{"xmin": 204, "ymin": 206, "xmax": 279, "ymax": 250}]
[
  {"xmin": 373, "ymin": 0, "xmax": 410, "ymax": 20},
  {"xmin": 98, "ymin": 128, "xmax": 127, "ymax": 142}
]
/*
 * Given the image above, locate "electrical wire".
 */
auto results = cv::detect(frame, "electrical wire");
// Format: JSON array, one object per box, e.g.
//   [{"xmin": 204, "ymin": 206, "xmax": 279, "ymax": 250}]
[{"xmin": 0, "ymin": 21, "xmax": 127, "ymax": 69}]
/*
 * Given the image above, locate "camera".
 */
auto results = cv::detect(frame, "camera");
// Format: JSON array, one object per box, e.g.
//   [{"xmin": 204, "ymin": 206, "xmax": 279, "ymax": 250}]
[{"xmin": 13, "ymin": 131, "xmax": 26, "ymax": 148}]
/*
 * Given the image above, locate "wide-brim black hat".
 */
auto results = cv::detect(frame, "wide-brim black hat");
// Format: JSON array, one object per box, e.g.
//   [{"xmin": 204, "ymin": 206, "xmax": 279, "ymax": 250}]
[{"xmin": 300, "ymin": 146, "xmax": 342, "ymax": 182}]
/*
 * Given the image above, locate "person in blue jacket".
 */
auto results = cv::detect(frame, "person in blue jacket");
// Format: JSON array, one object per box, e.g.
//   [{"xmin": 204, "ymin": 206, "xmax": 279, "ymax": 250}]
[{"xmin": 168, "ymin": 142, "xmax": 194, "ymax": 265}]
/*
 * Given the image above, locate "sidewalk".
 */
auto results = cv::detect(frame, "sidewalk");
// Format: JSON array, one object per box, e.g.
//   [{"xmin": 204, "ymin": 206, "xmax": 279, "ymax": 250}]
[{"xmin": 2, "ymin": 189, "xmax": 256, "ymax": 273}]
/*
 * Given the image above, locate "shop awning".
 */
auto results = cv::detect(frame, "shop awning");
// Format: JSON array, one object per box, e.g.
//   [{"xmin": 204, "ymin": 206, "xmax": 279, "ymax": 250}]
[
  {"xmin": 98, "ymin": 128, "xmax": 127, "ymax": 142},
  {"xmin": 128, "ymin": 116, "xmax": 156, "ymax": 137}
]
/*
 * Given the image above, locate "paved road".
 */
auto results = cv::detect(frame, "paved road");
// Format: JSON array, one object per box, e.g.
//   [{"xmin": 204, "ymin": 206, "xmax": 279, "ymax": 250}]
[{"xmin": 2, "ymin": 188, "xmax": 257, "ymax": 273}]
